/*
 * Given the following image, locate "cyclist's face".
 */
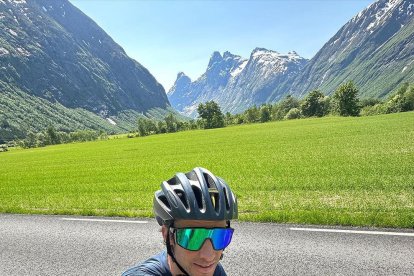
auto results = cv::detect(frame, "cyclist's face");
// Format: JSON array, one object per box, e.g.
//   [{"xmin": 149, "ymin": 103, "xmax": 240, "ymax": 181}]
[{"xmin": 166, "ymin": 220, "xmax": 226, "ymax": 276}]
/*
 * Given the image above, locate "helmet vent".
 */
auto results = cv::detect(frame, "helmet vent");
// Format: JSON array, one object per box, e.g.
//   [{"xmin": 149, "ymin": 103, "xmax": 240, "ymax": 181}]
[
  {"xmin": 168, "ymin": 176, "xmax": 180, "ymax": 185},
  {"xmin": 223, "ymin": 187, "xmax": 230, "ymax": 211},
  {"xmin": 159, "ymin": 195, "xmax": 171, "ymax": 210},
  {"xmin": 192, "ymin": 186, "xmax": 203, "ymax": 210},
  {"xmin": 203, "ymin": 173, "xmax": 216, "ymax": 189},
  {"xmin": 175, "ymin": 190, "xmax": 189, "ymax": 210},
  {"xmin": 210, "ymin": 191, "xmax": 219, "ymax": 212},
  {"xmin": 204, "ymin": 173, "xmax": 220, "ymax": 212}
]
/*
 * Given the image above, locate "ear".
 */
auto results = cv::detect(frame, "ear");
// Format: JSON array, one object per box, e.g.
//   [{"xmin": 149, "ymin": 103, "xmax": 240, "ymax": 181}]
[
  {"xmin": 162, "ymin": 225, "xmax": 168, "ymax": 243},
  {"xmin": 162, "ymin": 225, "xmax": 175, "ymax": 246}
]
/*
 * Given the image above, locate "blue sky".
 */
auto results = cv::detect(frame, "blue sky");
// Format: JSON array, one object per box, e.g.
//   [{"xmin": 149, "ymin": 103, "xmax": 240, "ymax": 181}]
[{"xmin": 69, "ymin": 0, "xmax": 374, "ymax": 91}]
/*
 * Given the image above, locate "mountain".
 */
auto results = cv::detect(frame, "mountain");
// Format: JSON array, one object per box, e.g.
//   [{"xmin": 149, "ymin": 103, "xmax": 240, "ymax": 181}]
[
  {"xmin": 223, "ymin": 48, "xmax": 307, "ymax": 113},
  {"xmin": 169, "ymin": 0, "xmax": 413, "ymax": 116},
  {"xmin": 0, "ymin": 0, "xmax": 171, "ymax": 141},
  {"xmin": 167, "ymin": 72, "xmax": 192, "ymax": 113},
  {"xmin": 168, "ymin": 48, "xmax": 307, "ymax": 117},
  {"xmin": 167, "ymin": 51, "xmax": 249, "ymax": 116},
  {"xmin": 287, "ymin": 0, "xmax": 414, "ymax": 99}
]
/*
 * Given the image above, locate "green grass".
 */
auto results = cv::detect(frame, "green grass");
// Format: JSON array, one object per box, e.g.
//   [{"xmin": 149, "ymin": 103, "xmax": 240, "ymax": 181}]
[{"xmin": 1, "ymin": 112, "xmax": 413, "ymax": 228}]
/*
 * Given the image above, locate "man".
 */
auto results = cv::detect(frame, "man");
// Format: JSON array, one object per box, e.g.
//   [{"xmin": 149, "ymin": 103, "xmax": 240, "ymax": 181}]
[{"xmin": 122, "ymin": 167, "xmax": 238, "ymax": 276}]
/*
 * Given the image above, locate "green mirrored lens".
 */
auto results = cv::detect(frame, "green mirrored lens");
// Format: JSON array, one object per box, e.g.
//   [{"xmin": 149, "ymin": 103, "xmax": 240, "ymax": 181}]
[{"xmin": 175, "ymin": 228, "xmax": 234, "ymax": 251}]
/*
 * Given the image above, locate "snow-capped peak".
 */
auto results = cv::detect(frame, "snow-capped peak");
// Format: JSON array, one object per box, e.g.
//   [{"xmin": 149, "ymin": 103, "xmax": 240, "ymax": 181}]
[
  {"xmin": 366, "ymin": 0, "xmax": 403, "ymax": 32},
  {"xmin": 1, "ymin": 0, "xmax": 26, "ymax": 5},
  {"xmin": 251, "ymin": 47, "xmax": 303, "ymax": 63},
  {"xmin": 252, "ymin": 47, "xmax": 280, "ymax": 58}
]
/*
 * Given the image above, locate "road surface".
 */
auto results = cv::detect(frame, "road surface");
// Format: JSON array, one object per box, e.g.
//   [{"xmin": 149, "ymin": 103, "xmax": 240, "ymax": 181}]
[{"xmin": 1, "ymin": 214, "xmax": 413, "ymax": 275}]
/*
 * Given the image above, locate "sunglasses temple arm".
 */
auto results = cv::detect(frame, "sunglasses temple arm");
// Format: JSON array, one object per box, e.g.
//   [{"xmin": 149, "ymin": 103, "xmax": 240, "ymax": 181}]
[{"xmin": 166, "ymin": 227, "xmax": 190, "ymax": 276}]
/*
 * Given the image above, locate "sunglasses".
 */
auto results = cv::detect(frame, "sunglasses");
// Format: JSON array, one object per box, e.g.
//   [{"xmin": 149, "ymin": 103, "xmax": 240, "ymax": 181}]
[{"xmin": 170, "ymin": 227, "xmax": 234, "ymax": 251}]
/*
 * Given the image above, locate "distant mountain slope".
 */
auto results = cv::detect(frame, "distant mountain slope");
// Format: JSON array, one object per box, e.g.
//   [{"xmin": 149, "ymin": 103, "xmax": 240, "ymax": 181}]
[
  {"xmin": 168, "ymin": 48, "xmax": 307, "ymax": 117},
  {"xmin": 288, "ymin": 0, "xmax": 414, "ymax": 99},
  {"xmin": 0, "ymin": 0, "xmax": 171, "ymax": 140}
]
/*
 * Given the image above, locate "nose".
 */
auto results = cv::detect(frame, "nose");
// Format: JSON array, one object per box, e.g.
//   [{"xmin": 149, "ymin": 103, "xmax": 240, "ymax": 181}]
[{"xmin": 198, "ymin": 239, "xmax": 216, "ymax": 260}]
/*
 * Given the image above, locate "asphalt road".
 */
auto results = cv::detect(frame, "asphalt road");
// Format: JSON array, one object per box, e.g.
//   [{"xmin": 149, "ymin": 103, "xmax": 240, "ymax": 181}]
[{"xmin": 1, "ymin": 214, "xmax": 413, "ymax": 275}]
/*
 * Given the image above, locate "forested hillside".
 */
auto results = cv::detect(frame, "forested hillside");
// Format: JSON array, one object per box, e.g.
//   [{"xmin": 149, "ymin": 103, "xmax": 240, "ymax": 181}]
[{"xmin": 0, "ymin": 0, "xmax": 171, "ymax": 142}]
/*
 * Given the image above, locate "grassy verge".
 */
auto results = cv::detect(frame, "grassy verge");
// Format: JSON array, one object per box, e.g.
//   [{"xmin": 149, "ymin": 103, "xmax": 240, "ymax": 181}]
[{"xmin": 0, "ymin": 112, "xmax": 413, "ymax": 228}]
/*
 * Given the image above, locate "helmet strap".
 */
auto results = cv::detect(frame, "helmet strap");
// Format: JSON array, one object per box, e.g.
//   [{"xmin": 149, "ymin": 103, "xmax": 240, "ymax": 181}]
[{"xmin": 166, "ymin": 226, "xmax": 190, "ymax": 276}]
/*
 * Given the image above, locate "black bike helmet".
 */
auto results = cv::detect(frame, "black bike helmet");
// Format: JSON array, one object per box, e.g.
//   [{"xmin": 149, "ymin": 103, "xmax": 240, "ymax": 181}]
[{"xmin": 153, "ymin": 167, "xmax": 238, "ymax": 226}]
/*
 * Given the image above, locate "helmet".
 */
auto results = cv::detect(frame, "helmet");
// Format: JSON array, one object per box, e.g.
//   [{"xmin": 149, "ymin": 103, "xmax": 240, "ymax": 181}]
[{"xmin": 153, "ymin": 167, "xmax": 238, "ymax": 226}]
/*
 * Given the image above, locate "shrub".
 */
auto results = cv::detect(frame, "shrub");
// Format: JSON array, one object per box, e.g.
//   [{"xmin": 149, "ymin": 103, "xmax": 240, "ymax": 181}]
[
  {"xmin": 359, "ymin": 98, "xmax": 382, "ymax": 108},
  {"xmin": 272, "ymin": 95, "xmax": 300, "ymax": 120},
  {"xmin": 0, "ymin": 144, "xmax": 8, "ymax": 152},
  {"xmin": 284, "ymin": 108, "xmax": 302, "ymax": 120},
  {"xmin": 360, "ymin": 104, "xmax": 386, "ymax": 116}
]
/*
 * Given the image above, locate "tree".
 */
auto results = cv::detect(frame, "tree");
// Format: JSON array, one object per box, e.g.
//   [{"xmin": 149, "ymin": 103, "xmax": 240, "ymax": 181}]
[
  {"xmin": 157, "ymin": 121, "xmax": 167, "ymax": 134},
  {"xmin": 300, "ymin": 90, "xmax": 329, "ymax": 117},
  {"xmin": 224, "ymin": 112, "xmax": 233, "ymax": 126},
  {"xmin": 244, "ymin": 106, "xmax": 260, "ymax": 123},
  {"xmin": 259, "ymin": 105, "xmax": 271, "ymax": 123},
  {"xmin": 188, "ymin": 120, "xmax": 198, "ymax": 130},
  {"xmin": 46, "ymin": 125, "xmax": 60, "ymax": 145},
  {"xmin": 384, "ymin": 83, "xmax": 414, "ymax": 113},
  {"xmin": 404, "ymin": 85, "xmax": 414, "ymax": 111},
  {"xmin": 360, "ymin": 83, "xmax": 414, "ymax": 116},
  {"xmin": 272, "ymin": 95, "xmax": 300, "ymax": 120},
  {"xmin": 197, "ymin": 101, "xmax": 225, "ymax": 129},
  {"xmin": 23, "ymin": 131, "xmax": 37, "ymax": 148},
  {"xmin": 36, "ymin": 132, "xmax": 47, "ymax": 147},
  {"xmin": 234, "ymin": 114, "xmax": 244, "ymax": 124},
  {"xmin": 137, "ymin": 118, "xmax": 157, "ymax": 136},
  {"xmin": 164, "ymin": 113, "xmax": 177, "ymax": 133},
  {"xmin": 331, "ymin": 81, "xmax": 360, "ymax": 116}
]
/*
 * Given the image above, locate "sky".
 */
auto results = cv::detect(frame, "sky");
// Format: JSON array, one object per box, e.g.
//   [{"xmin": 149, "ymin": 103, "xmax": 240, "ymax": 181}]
[{"xmin": 69, "ymin": 0, "xmax": 374, "ymax": 91}]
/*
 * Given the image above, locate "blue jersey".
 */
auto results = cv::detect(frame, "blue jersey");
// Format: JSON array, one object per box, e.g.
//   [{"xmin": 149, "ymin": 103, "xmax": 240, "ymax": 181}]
[{"xmin": 122, "ymin": 251, "xmax": 227, "ymax": 276}]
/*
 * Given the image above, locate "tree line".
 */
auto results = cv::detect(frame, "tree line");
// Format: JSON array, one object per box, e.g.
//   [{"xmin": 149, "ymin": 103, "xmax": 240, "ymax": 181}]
[
  {"xmin": 3, "ymin": 81, "xmax": 413, "ymax": 149},
  {"xmin": 16, "ymin": 126, "xmax": 108, "ymax": 149},
  {"xmin": 226, "ymin": 81, "xmax": 414, "ymax": 125},
  {"xmin": 135, "ymin": 81, "xmax": 414, "ymax": 136},
  {"xmin": 133, "ymin": 101, "xmax": 226, "ymax": 137}
]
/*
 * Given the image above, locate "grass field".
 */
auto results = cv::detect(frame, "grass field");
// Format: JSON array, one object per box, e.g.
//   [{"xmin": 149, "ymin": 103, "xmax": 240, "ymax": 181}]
[{"xmin": 0, "ymin": 112, "xmax": 413, "ymax": 228}]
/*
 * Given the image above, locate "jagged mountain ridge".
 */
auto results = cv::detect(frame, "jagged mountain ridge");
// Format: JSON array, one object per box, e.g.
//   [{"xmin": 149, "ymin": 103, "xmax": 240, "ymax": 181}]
[
  {"xmin": 168, "ymin": 48, "xmax": 308, "ymax": 117},
  {"xmin": 223, "ymin": 48, "xmax": 307, "ymax": 113},
  {"xmin": 0, "ymin": 0, "xmax": 170, "ymax": 138},
  {"xmin": 167, "ymin": 51, "xmax": 247, "ymax": 115}
]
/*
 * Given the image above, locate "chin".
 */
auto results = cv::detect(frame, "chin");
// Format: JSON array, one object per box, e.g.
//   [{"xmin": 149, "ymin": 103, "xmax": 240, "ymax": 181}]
[{"xmin": 191, "ymin": 262, "xmax": 217, "ymax": 275}]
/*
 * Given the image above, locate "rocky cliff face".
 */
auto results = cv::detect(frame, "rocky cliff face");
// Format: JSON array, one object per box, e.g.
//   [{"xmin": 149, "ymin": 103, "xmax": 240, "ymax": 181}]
[{"xmin": 0, "ymin": 0, "xmax": 170, "ymax": 123}]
